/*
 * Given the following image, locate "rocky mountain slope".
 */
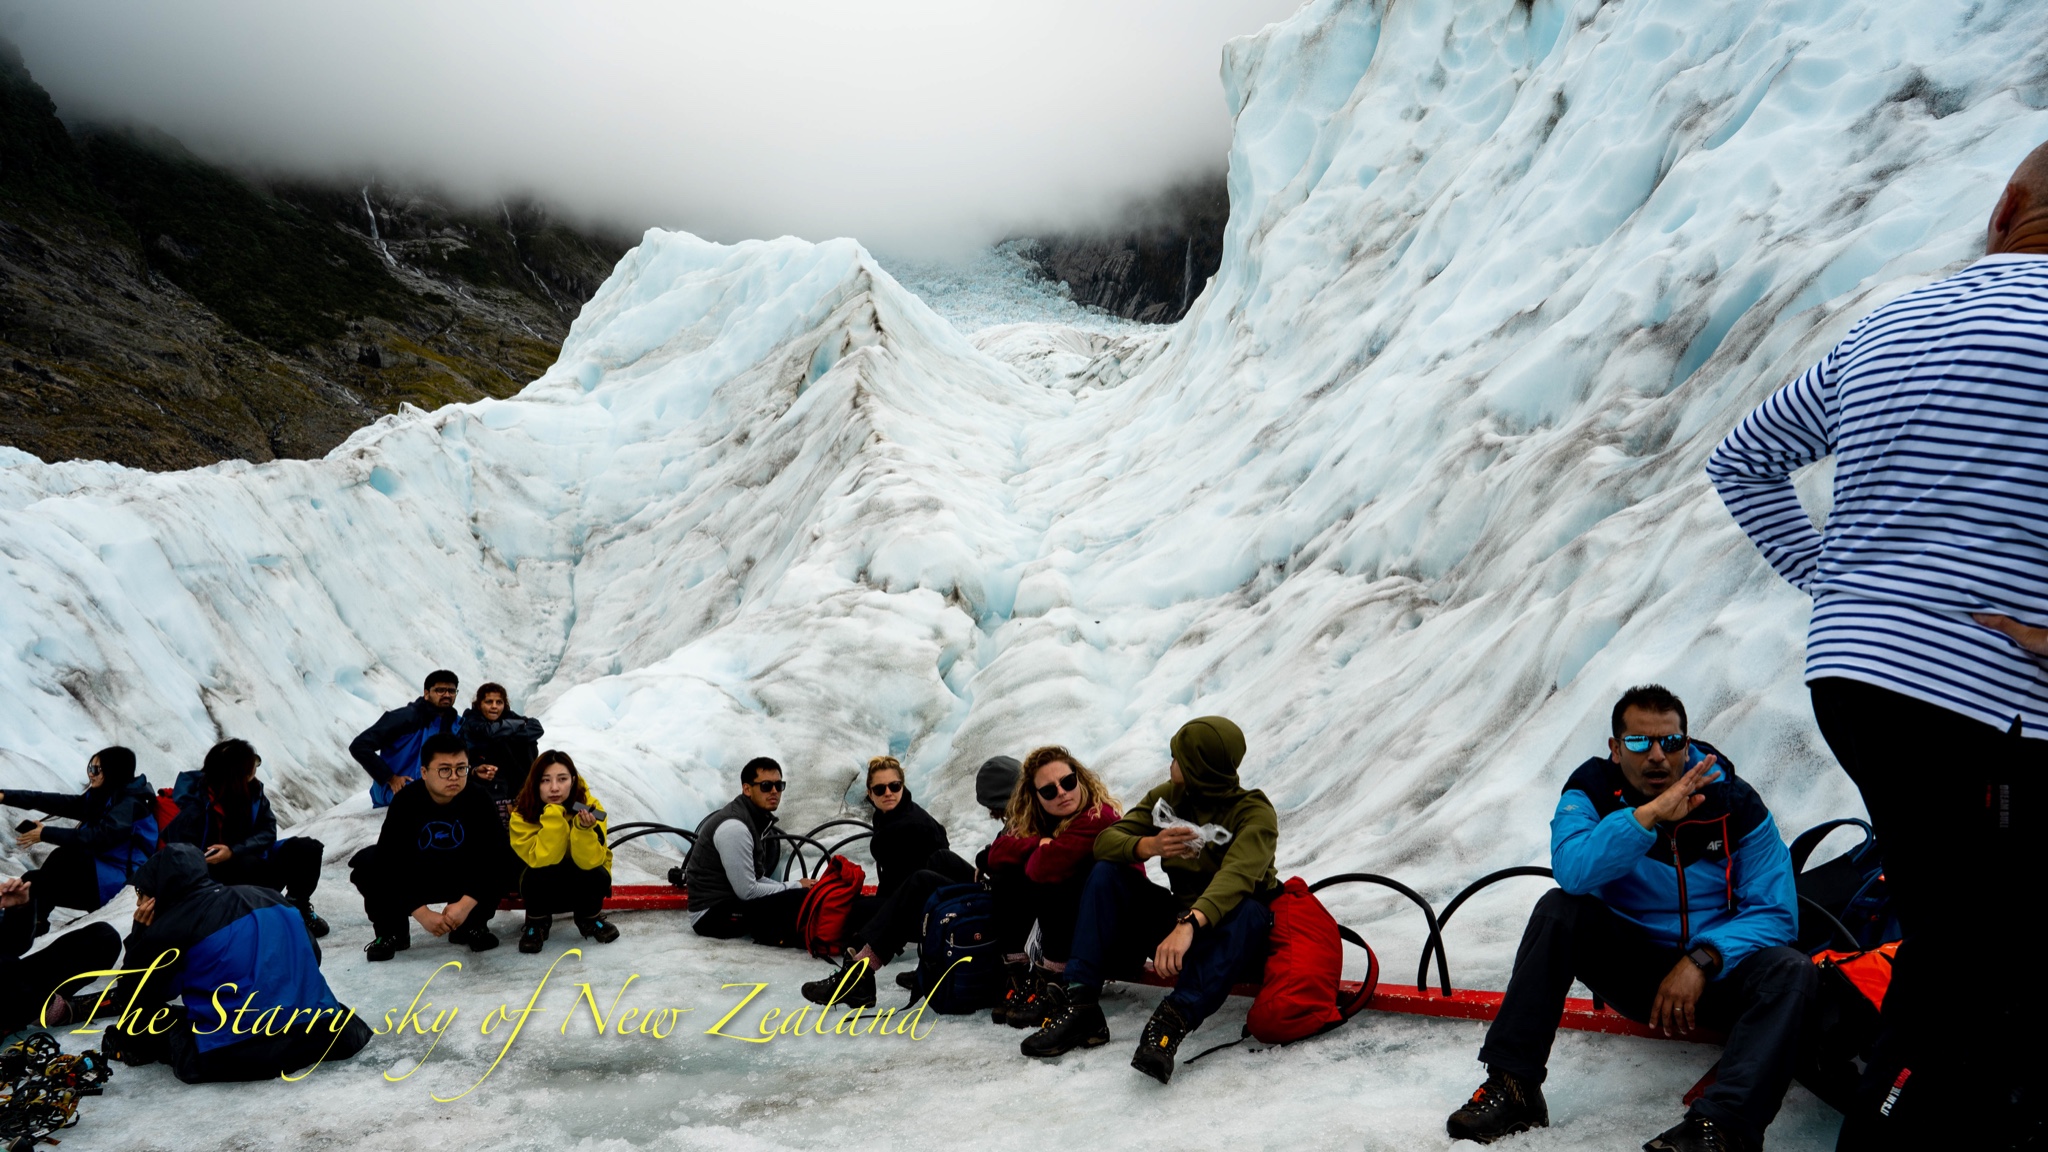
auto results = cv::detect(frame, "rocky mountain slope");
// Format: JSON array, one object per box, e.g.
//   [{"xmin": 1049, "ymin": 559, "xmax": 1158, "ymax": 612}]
[
  {"xmin": 1017, "ymin": 173, "xmax": 1228, "ymax": 323},
  {"xmin": 0, "ymin": 40, "xmax": 629, "ymax": 470}
]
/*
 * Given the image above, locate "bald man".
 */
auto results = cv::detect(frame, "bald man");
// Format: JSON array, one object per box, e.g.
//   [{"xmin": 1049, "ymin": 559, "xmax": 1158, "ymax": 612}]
[{"xmin": 1707, "ymin": 143, "xmax": 2048, "ymax": 1148}]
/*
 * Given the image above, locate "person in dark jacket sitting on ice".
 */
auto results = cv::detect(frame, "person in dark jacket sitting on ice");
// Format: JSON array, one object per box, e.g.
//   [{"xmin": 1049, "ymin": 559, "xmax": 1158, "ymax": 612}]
[
  {"xmin": 163, "ymin": 738, "xmax": 329, "ymax": 938},
  {"xmin": 1021, "ymin": 716, "xmax": 1278, "ymax": 1086},
  {"xmin": 0, "ymin": 877, "xmax": 121, "ymax": 1036},
  {"xmin": 98, "ymin": 844, "xmax": 372, "ymax": 1082},
  {"xmin": 798, "ymin": 755, "xmax": 952, "ymax": 1006},
  {"xmin": 463, "ymin": 681, "xmax": 544, "ymax": 814},
  {"xmin": 686, "ymin": 758, "xmax": 815, "ymax": 945},
  {"xmin": 349, "ymin": 734, "xmax": 515, "ymax": 960},
  {"xmin": 796, "ymin": 755, "xmax": 1024, "ymax": 1007},
  {"xmin": 0, "ymin": 746, "xmax": 158, "ymax": 937},
  {"xmin": 1446, "ymin": 685, "xmax": 1812, "ymax": 1152},
  {"xmin": 349, "ymin": 669, "xmax": 463, "ymax": 808}
]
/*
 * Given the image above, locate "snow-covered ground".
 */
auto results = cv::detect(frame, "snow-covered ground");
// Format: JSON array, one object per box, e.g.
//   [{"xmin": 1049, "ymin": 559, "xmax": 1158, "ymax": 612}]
[{"xmin": 7, "ymin": 0, "xmax": 2048, "ymax": 1146}]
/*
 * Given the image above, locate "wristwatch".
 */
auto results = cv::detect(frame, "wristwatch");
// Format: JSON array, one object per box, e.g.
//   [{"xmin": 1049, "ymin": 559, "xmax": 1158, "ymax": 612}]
[
  {"xmin": 1685, "ymin": 944, "xmax": 1721, "ymax": 977},
  {"xmin": 1175, "ymin": 909, "xmax": 1201, "ymax": 929}
]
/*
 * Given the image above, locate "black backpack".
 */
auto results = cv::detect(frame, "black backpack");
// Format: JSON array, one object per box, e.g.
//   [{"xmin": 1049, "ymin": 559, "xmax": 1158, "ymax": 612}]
[
  {"xmin": 907, "ymin": 883, "xmax": 1004, "ymax": 1014},
  {"xmin": 1789, "ymin": 818, "xmax": 1898, "ymax": 953}
]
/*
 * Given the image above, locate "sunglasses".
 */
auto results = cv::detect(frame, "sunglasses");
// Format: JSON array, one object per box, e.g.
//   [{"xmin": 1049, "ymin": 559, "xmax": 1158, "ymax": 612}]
[
  {"xmin": 1034, "ymin": 772, "xmax": 1079, "ymax": 802},
  {"xmin": 752, "ymin": 779, "xmax": 786, "ymax": 792},
  {"xmin": 1620, "ymin": 733, "xmax": 1689, "ymax": 754},
  {"xmin": 869, "ymin": 780, "xmax": 903, "ymax": 797}
]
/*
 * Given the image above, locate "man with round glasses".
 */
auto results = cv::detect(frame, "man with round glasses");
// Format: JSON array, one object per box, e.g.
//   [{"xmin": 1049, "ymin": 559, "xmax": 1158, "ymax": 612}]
[
  {"xmin": 686, "ymin": 757, "xmax": 815, "ymax": 945},
  {"xmin": 1447, "ymin": 685, "xmax": 1810, "ymax": 1152},
  {"xmin": 350, "ymin": 733, "xmax": 515, "ymax": 960}
]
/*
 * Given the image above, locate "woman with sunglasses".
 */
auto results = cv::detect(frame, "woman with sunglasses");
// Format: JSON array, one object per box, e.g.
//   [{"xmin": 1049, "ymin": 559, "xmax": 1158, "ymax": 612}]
[
  {"xmin": 985, "ymin": 745, "xmax": 1121, "ymax": 1027},
  {"xmin": 798, "ymin": 756, "xmax": 957, "ymax": 1006},
  {"xmin": 0, "ymin": 746, "xmax": 158, "ymax": 937}
]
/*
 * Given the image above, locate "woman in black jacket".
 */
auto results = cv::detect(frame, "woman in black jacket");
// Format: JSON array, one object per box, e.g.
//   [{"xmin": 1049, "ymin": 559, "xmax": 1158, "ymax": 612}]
[
  {"xmin": 800, "ymin": 756, "xmax": 956, "ymax": 1007},
  {"xmin": 463, "ymin": 682, "xmax": 544, "ymax": 811},
  {"xmin": 0, "ymin": 746, "xmax": 157, "ymax": 936},
  {"xmin": 163, "ymin": 739, "xmax": 329, "ymax": 937}
]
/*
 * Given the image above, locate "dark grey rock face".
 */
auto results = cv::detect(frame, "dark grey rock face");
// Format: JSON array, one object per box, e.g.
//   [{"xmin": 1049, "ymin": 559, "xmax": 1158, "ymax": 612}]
[{"xmin": 1015, "ymin": 173, "xmax": 1227, "ymax": 324}]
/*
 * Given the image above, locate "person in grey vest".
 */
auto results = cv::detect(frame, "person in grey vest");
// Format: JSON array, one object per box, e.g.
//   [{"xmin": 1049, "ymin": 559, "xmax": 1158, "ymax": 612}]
[{"xmin": 685, "ymin": 758, "xmax": 814, "ymax": 946}]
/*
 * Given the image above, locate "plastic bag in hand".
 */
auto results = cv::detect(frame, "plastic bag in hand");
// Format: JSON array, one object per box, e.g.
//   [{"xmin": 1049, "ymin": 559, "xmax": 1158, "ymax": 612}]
[{"xmin": 1152, "ymin": 798, "xmax": 1233, "ymax": 848}]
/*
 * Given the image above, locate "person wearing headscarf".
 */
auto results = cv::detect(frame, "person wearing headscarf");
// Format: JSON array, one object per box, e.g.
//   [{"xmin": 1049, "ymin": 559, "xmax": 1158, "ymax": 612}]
[{"xmin": 1018, "ymin": 716, "xmax": 1278, "ymax": 1085}]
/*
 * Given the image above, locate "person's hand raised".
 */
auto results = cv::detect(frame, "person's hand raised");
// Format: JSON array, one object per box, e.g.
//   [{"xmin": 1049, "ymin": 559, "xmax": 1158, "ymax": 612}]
[
  {"xmin": 133, "ymin": 895, "xmax": 157, "ymax": 927},
  {"xmin": 1633, "ymin": 754, "xmax": 1721, "ymax": 830}
]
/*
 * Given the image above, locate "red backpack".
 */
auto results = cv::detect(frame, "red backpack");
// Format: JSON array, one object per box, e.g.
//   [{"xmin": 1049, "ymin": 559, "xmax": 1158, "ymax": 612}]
[
  {"xmin": 152, "ymin": 787, "xmax": 183, "ymax": 852},
  {"xmin": 797, "ymin": 855, "xmax": 867, "ymax": 958},
  {"xmin": 1245, "ymin": 876, "xmax": 1379, "ymax": 1044}
]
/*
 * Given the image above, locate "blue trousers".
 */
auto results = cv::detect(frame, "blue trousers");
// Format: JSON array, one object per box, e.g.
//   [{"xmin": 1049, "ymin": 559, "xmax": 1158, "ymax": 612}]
[{"xmin": 1065, "ymin": 860, "xmax": 1272, "ymax": 1027}]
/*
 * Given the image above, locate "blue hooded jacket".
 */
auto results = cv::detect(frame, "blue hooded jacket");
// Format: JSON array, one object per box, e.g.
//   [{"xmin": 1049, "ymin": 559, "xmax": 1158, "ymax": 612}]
[
  {"xmin": 1551, "ymin": 741, "xmax": 1797, "ymax": 978},
  {"xmin": 4, "ymin": 775, "xmax": 159, "ymax": 904}
]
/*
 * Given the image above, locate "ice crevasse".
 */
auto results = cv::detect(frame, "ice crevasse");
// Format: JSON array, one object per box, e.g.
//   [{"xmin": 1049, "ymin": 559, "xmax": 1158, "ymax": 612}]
[{"xmin": 3, "ymin": 0, "xmax": 2046, "ymax": 981}]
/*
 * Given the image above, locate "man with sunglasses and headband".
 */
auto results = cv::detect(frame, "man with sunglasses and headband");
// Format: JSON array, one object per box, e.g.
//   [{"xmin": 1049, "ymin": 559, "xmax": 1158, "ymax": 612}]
[
  {"xmin": 686, "ymin": 757, "xmax": 816, "ymax": 946},
  {"xmin": 1447, "ymin": 685, "xmax": 1810, "ymax": 1152}
]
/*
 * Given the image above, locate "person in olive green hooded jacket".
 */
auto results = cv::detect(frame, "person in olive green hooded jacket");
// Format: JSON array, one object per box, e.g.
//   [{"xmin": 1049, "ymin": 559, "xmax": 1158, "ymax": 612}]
[{"xmin": 1019, "ymin": 716, "xmax": 1279, "ymax": 1084}]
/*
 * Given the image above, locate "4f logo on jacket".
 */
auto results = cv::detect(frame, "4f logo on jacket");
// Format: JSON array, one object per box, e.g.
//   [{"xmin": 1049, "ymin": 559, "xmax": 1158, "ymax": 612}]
[{"xmin": 419, "ymin": 821, "xmax": 466, "ymax": 851}]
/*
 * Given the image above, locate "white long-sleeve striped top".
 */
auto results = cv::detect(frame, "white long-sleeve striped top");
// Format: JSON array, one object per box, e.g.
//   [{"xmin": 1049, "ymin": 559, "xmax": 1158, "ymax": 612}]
[{"xmin": 1707, "ymin": 253, "xmax": 2048, "ymax": 737}]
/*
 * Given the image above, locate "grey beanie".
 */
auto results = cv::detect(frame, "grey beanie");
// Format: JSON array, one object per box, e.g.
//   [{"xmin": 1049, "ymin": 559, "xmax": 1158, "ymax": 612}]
[{"xmin": 975, "ymin": 755, "xmax": 1022, "ymax": 811}]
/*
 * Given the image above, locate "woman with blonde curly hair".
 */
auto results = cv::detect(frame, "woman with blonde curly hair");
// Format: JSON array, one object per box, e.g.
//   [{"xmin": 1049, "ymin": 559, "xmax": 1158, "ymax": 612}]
[{"xmin": 984, "ymin": 745, "xmax": 1120, "ymax": 1027}]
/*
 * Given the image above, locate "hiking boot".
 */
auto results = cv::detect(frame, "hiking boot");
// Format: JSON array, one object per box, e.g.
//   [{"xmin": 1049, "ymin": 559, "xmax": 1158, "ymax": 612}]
[
  {"xmin": 1020, "ymin": 984, "xmax": 1109, "ymax": 1059},
  {"xmin": 519, "ymin": 915, "xmax": 551, "ymax": 954},
  {"xmin": 895, "ymin": 969, "xmax": 919, "ymax": 992},
  {"xmin": 991, "ymin": 959, "xmax": 1037, "ymax": 1027},
  {"xmin": 294, "ymin": 900, "xmax": 330, "ymax": 939},
  {"xmin": 1447, "ymin": 1069, "xmax": 1549, "ymax": 1143},
  {"xmin": 1130, "ymin": 999, "xmax": 1193, "ymax": 1085},
  {"xmin": 575, "ymin": 914, "xmax": 620, "ymax": 944},
  {"xmin": 1643, "ymin": 1116, "xmax": 1754, "ymax": 1152},
  {"xmin": 365, "ymin": 931, "xmax": 411, "ymax": 962},
  {"xmin": 451, "ymin": 924, "xmax": 499, "ymax": 953},
  {"xmin": 801, "ymin": 958, "xmax": 877, "ymax": 1008}
]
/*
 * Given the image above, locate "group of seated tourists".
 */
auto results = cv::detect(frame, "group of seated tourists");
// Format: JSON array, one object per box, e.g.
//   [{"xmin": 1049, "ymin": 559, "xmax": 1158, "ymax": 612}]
[{"xmin": 3, "ymin": 672, "xmax": 1820, "ymax": 1148}]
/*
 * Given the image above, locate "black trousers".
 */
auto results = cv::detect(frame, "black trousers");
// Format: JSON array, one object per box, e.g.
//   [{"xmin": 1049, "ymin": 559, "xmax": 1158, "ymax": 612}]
[
  {"xmin": 987, "ymin": 865, "xmax": 1088, "ymax": 963},
  {"xmin": 520, "ymin": 860, "xmax": 611, "ymax": 918},
  {"xmin": 1478, "ymin": 891, "xmax": 1815, "ymax": 1145},
  {"xmin": 20, "ymin": 842, "xmax": 108, "ymax": 925},
  {"xmin": 347, "ymin": 846, "xmax": 504, "ymax": 938},
  {"xmin": 692, "ymin": 887, "xmax": 805, "ymax": 947},
  {"xmin": 1810, "ymin": 677, "xmax": 2032, "ymax": 1148},
  {"xmin": 211, "ymin": 837, "xmax": 323, "ymax": 904},
  {"xmin": 0, "ymin": 921, "xmax": 122, "ymax": 1035},
  {"xmin": 853, "ymin": 850, "xmax": 976, "ymax": 962}
]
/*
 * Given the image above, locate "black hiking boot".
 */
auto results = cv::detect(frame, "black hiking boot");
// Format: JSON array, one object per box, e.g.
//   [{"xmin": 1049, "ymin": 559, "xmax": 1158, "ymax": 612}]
[
  {"xmin": 991, "ymin": 960, "xmax": 1037, "ymax": 1027},
  {"xmin": 450, "ymin": 924, "xmax": 499, "ymax": 952},
  {"xmin": 365, "ymin": 930, "xmax": 411, "ymax": 962},
  {"xmin": 519, "ymin": 915, "xmax": 551, "ymax": 954},
  {"xmin": 575, "ymin": 913, "xmax": 620, "ymax": 944},
  {"xmin": 895, "ymin": 969, "xmax": 919, "ymax": 992},
  {"xmin": 293, "ymin": 899, "xmax": 330, "ymax": 939},
  {"xmin": 1020, "ymin": 983, "xmax": 1109, "ymax": 1059},
  {"xmin": 1643, "ymin": 1116, "xmax": 1754, "ymax": 1152},
  {"xmin": 1447, "ymin": 1069, "xmax": 1549, "ymax": 1143},
  {"xmin": 1130, "ymin": 999, "xmax": 1193, "ymax": 1084},
  {"xmin": 801, "ymin": 957, "xmax": 877, "ymax": 1008}
]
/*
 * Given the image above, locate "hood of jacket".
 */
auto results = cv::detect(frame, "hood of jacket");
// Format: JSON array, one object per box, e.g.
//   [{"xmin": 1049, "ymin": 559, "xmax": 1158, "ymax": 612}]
[
  {"xmin": 134, "ymin": 843, "xmax": 219, "ymax": 903},
  {"xmin": 1170, "ymin": 716, "xmax": 1249, "ymax": 811}
]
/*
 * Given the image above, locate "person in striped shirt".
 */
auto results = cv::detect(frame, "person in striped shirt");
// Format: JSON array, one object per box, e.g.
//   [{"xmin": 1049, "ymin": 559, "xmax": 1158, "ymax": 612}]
[{"xmin": 1706, "ymin": 141, "xmax": 2048, "ymax": 1149}]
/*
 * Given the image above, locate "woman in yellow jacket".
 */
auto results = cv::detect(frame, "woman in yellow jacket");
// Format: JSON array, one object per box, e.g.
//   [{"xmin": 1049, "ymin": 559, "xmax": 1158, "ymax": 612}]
[{"xmin": 508, "ymin": 750, "xmax": 620, "ymax": 953}]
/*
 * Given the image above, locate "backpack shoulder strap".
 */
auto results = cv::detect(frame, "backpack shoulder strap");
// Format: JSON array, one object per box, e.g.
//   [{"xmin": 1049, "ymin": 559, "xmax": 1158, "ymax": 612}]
[{"xmin": 1790, "ymin": 818, "xmax": 1874, "ymax": 873}]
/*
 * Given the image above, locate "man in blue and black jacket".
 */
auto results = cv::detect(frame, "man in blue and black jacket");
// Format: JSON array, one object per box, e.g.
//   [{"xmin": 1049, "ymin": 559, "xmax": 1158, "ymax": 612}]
[
  {"xmin": 1447, "ymin": 685, "xmax": 1815, "ymax": 1152},
  {"xmin": 100, "ymin": 844, "xmax": 372, "ymax": 1083},
  {"xmin": 348, "ymin": 669, "xmax": 463, "ymax": 808}
]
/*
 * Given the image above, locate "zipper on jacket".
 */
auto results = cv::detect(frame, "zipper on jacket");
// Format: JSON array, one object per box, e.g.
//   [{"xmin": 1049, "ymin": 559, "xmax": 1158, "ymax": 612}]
[{"xmin": 1666, "ymin": 829, "xmax": 1691, "ymax": 949}]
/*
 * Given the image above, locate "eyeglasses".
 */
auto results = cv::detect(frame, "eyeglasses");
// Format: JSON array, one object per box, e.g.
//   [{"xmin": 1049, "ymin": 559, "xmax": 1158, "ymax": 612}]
[
  {"xmin": 428, "ymin": 764, "xmax": 470, "ymax": 779},
  {"xmin": 1035, "ymin": 772, "xmax": 1079, "ymax": 802},
  {"xmin": 1620, "ymin": 733, "xmax": 1688, "ymax": 754},
  {"xmin": 869, "ymin": 781, "xmax": 902, "ymax": 797},
  {"xmin": 752, "ymin": 779, "xmax": 786, "ymax": 792}
]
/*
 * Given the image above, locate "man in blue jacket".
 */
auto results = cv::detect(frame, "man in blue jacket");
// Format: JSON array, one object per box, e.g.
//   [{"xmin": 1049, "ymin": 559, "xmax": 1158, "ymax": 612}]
[
  {"xmin": 1447, "ymin": 685, "xmax": 1813, "ymax": 1152},
  {"xmin": 348, "ymin": 670, "xmax": 462, "ymax": 808}
]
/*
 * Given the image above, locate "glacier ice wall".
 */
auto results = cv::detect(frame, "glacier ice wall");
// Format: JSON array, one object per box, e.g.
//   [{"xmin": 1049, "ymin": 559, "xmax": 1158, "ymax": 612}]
[{"xmin": 5, "ymin": 0, "xmax": 2046, "ymax": 972}]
